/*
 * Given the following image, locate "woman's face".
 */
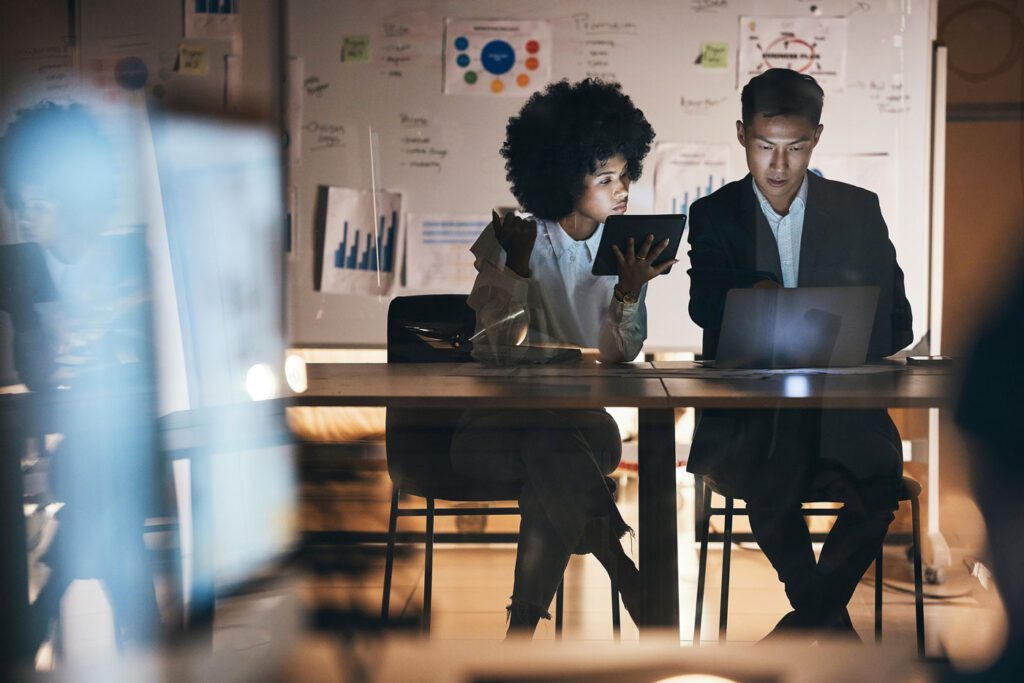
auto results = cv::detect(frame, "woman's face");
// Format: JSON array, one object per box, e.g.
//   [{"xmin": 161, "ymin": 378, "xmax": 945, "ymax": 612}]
[
  {"xmin": 573, "ymin": 153, "xmax": 630, "ymax": 224},
  {"xmin": 13, "ymin": 183, "xmax": 61, "ymax": 247}
]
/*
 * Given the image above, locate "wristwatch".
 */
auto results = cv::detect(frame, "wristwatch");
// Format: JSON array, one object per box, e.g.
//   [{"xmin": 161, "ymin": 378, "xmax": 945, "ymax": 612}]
[{"xmin": 613, "ymin": 284, "xmax": 639, "ymax": 304}]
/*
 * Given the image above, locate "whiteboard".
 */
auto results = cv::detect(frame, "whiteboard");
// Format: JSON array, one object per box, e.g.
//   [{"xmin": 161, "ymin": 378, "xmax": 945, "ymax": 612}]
[{"xmin": 287, "ymin": 0, "xmax": 936, "ymax": 351}]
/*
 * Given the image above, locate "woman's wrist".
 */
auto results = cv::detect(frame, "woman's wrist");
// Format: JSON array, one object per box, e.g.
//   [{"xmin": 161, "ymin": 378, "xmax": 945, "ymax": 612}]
[
  {"xmin": 507, "ymin": 256, "xmax": 531, "ymax": 278},
  {"xmin": 613, "ymin": 283, "xmax": 639, "ymax": 304}
]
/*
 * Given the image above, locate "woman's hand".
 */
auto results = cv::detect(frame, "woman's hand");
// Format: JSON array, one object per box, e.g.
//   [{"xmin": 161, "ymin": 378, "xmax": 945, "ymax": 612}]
[
  {"xmin": 613, "ymin": 234, "xmax": 677, "ymax": 299},
  {"xmin": 493, "ymin": 210, "xmax": 536, "ymax": 278}
]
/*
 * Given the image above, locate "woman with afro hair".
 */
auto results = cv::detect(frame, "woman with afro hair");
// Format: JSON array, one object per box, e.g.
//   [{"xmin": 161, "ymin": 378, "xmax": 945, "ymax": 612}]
[{"xmin": 450, "ymin": 79, "xmax": 674, "ymax": 637}]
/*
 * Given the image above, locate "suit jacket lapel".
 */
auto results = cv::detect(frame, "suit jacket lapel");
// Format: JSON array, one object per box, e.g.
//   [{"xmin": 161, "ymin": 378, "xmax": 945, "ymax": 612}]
[
  {"xmin": 798, "ymin": 172, "xmax": 828, "ymax": 286},
  {"xmin": 740, "ymin": 174, "xmax": 783, "ymax": 280}
]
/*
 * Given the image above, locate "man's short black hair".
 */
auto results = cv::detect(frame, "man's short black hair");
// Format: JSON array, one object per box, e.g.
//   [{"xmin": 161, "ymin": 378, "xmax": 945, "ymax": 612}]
[
  {"xmin": 740, "ymin": 69, "xmax": 825, "ymax": 127},
  {"xmin": 501, "ymin": 78, "xmax": 655, "ymax": 220}
]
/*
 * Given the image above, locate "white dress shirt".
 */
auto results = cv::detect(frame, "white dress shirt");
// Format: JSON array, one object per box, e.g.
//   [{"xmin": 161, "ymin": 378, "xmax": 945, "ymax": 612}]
[
  {"xmin": 752, "ymin": 174, "xmax": 809, "ymax": 288},
  {"xmin": 467, "ymin": 215, "xmax": 647, "ymax": 364}
]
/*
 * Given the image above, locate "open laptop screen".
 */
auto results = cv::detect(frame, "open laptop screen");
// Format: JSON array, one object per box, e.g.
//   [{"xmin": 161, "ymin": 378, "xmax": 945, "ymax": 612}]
[{"xmin": 716, "ymin": 286, "xmax": 880, "ymax": 369}]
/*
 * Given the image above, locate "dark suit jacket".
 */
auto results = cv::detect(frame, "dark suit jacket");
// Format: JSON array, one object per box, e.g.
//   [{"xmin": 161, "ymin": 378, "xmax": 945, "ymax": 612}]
[{"xmin": 685, "ymin": 172, "xmax": 914, "ymax": 502}]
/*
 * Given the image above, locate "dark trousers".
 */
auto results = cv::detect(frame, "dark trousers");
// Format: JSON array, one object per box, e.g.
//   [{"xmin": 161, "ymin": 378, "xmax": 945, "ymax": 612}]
[
  {"xmin": 740, "ymin": 411, "xmax": 901, "ymax": 619},
  {"xmin": 451, "ymin": 409, "xmax": 625, "ymax": 619}
]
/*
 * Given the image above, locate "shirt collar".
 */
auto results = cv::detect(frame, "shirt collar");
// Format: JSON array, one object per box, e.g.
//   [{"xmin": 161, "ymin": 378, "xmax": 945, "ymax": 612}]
[
  {"xmin": 542, "ymin": 217, "xmax": 604, "ymax": 261},
  {"xmin": 583, "ymin": 222, "xmax": 604, "ymax": 259},
  {"xmin": 752, "ymin": 173, "xmax": 809, "ymax": 221}
]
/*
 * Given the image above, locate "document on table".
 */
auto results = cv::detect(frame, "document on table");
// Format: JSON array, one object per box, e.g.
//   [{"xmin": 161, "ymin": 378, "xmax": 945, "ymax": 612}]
[
  {"xmin": 648, "ymin": 361, "xmax": 903, "ymax": 378},
  {"xmin": 445, "ymin": 361, "xmax": 651, "ymax": 378},
  {"xmin": 443, "ymin": 361, "xmax": 903, "ymax": 379}
]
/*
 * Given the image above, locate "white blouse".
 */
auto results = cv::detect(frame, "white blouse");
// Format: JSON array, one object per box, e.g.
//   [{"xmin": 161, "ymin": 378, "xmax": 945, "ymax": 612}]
[{"xmin": 466, "ymin": 215, "xmax": 647, "ymax": 364}]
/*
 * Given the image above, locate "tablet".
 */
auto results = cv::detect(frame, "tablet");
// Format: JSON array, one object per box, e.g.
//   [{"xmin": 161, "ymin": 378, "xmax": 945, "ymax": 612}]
[{"xmin": 591, "ymin": 214, "xmax": 687, "ymax": 276}]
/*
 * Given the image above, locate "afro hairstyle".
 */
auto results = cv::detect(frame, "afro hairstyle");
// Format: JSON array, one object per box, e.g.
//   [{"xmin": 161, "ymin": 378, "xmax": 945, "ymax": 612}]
[{"xmin": 500, "ymin": 79, "xmax": 654, "ymax": 220}]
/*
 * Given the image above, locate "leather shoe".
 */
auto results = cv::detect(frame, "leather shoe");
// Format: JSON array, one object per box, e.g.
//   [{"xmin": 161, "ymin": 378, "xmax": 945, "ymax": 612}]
[
  {"xmin": 760, "ymin": 607, "xmax": 861, "ymax": 645},
  {"xmin": 821, "ymin": 606, "xmax": 861, "ymax": 642},
  {"xmin": 759, "ymin": 609, "xmax": 818, "ymax": 643}
]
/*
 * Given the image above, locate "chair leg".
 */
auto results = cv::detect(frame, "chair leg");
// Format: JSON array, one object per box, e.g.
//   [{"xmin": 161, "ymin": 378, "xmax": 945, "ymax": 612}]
[
  {"xmin": 423, "ymin": 497, "xmax": 435, "ymax": 635},
  {"xmin": 555, "ymin": 580, "xmax": 564, "ymax": 639},
  {"xmin": 611, "ymin": 579, "xmax": 621, "ymax": 641},
  {"xmin": 875, "ymin": 546, "xmax": 884, "ymax": 643},
  {"xmin": 381, "ymin": 484, "xmax": 400, "ymax": 622},
  {"xmin": 693, "ymin": 478, "xmax": 713, "ymax": 647},
  {"xmin": 719, "ymin": 497, "xmax": 734, "ymax": 641},
  {"xmin": 693, "ymin": 475, "xmax": 706, "ymax": 545},
  {"xmin": 911, "ymin": 494, "xmax": 926, "ymax": 657}
]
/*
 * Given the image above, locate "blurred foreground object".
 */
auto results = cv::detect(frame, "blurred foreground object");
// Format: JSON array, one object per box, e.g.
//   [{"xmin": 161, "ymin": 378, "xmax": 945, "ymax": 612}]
[{"xmin": 954, "ymin": 266, "xmax": 1024, "ymax": 681}]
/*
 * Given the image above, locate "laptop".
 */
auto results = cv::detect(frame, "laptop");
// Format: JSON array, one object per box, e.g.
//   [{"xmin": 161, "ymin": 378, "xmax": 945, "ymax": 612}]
[{"xmin": 713, "ymin": 286, "xmax": 880, "ymax": 369}]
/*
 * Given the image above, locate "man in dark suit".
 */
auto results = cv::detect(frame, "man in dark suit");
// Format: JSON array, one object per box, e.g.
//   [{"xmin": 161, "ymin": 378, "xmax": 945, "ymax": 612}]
[{"xmin": 686, "ymin": 69, "xmax": 914, "ymax": 636}]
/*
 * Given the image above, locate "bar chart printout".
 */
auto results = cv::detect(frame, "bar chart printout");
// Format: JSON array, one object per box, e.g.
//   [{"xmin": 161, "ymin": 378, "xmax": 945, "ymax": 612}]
[
  {"xmin": 668, "ymin": 175, "xmax": 728, "ymax": 215},
  {"xmin": 652, "ymin": 142, "xmax": 732, "ymax": 215},
  {"xmin": 321, "ymin": 187, "xmax": 403, "ymax": 295}
]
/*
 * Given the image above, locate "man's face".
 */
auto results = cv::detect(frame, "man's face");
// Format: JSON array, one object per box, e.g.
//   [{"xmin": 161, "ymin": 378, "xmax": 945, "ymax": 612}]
[
  {"xmin": 574, "ymin": 153, "xmax": 630, "ymax": 224},
  {"xmin": 737, "ymin": 114, "xmax": 823, "ymax": 215}
]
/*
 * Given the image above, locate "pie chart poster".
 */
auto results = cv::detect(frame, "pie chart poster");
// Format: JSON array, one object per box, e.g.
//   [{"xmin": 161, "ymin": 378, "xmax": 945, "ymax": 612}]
[{"xmin": 443, "ymin": 18, "xmax": 552, "ymax": 96}]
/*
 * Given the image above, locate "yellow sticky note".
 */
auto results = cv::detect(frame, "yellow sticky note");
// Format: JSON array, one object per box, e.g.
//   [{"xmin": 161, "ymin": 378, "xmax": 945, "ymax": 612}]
[
  {"xmin": 700, "ymin": 42, "xmax": 729, "ymax": 69},
  {"xmin": 178, "ymin": 43, "xmax": 209, "ymax": 76},
  {"xmin": 341, "ymin": 35, "xmax": 370, "ymax": 63}
]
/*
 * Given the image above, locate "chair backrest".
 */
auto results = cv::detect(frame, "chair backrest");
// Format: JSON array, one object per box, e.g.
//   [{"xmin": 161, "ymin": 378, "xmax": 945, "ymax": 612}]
[
  {"xmin": 387, "ymin": 295, "xmax": 509, "ymax": 499},
  {"xmin": 386, "ymin": 295, "xmax": 476, "ymax": 364}
]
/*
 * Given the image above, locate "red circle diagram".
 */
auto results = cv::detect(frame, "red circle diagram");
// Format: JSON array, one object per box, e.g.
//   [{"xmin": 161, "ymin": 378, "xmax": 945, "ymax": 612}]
[
  {"xmin": 525, "ymin": 40, "xmax": 540, "ymax": 54},
  {"xmin": 762, "ymin": 36, "xmax": 818, "ymax": 73},
  {"xmin": 525, "ymin": 56, "xmax": 539, "ymax": 71}
]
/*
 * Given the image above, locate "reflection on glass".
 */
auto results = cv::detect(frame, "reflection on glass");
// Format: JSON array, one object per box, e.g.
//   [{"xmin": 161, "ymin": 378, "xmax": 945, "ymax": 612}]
[
  {"xmin": 782, "ymin": 374, "xmax": 812, "ymax": 398},
  {"xmin": 467, "ymin": 306, "xmax": 530, "ymax": 348},
  {"xmin": 0, "ymin": 97, "xmax": 298, "ymax": 677},
  {"xmin": 284, "ymin": 354, "xmax": 308, "ymax": 394},
  {"xmin": 149, "ymin": 109, "xmax": 297, "ymax": 625},
  {"xmin": 246, "ymin": 362, "xmax": 279, "ymax": 401},
  {"xmin": 0, "ymin": 100, "xmax": 163, "ymax": 666}
]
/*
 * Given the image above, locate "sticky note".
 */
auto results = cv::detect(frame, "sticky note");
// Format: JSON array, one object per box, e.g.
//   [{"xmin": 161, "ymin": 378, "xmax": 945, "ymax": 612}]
[
  {"xmin": 178, "ymin": 44, "xmax": 209, "ymax": 76},
  {"xmin": 700, "ymin": 42, "xmax": 728, "ymax": 69},
  {"xmin": 341, "ymin": 35, "xmax": 370, "ymax": 63}
]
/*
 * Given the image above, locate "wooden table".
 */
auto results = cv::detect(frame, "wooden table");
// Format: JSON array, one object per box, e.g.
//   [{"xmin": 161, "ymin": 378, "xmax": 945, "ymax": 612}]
[{"xmin": 288, "ymin": 360, "xmax": 954, "ymax": 635}]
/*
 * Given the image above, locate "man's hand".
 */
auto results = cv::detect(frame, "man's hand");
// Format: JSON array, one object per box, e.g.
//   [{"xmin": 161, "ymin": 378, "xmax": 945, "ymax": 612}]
[
  {"xmin": 493, "ymin": 210, "xmax": 536, "ymax": 278},
  {"xmin": 613, "ymin": 234, "xmax": 677, "ymax": 299}
]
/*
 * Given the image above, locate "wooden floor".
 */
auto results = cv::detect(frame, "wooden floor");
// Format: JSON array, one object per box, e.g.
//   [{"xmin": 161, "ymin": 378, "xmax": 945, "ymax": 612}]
[
  {"xmin": 42, "ymin": 469, "xmax": 1005, "ymax": 674},
  {"xmin": 304, "ymin": 472, "xmax": 1005, "ymax": 668}
]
